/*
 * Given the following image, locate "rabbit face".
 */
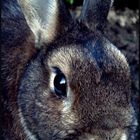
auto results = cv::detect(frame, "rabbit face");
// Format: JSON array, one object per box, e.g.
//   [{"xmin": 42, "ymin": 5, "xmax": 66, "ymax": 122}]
[
  {"xmin": 2, "ymin": 0, "xmax": 134, "ymax": 139},
  {"xmin": 18, "ymin": 33, "xmax": 132, "ymax": 140}
]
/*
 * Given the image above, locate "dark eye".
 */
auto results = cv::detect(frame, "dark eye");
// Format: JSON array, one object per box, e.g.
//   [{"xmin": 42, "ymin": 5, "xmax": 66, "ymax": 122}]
[
  {"xmin": 54, "ymin": 73, "xmax": 67, "ymax": 97},
  {"xmin": 51, "ymin": 67, "xmax": 67, "ymax": 97}
]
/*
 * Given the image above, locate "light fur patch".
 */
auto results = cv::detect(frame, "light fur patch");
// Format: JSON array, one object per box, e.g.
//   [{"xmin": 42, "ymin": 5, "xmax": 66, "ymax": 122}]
[
  {"xmin": 120, "ymin": 133, "xmax": 127, "ymax": 140},
  {"xmin": 79, "ymin": 133, "xmax": 97, "ymax": 140},
  {"xmin": 61, "ymin": 87, "xmax": 76, "ymax": 125},
  {"xmin": 105, "ymin": 39, "xmax": 129, "ymax": 69},
  {"xmin": 110, "ymin": 0, "xmax": 114, "ymax": 7},
  {"xmin": 49, "ymin": 71, "xmax": 57, "ymax": 92},
  {"xmin": 18, "ymin": 0, "xmax": 58, "ymax": 48},
  {"xmin": 18, "ymin": 108, "xmax": 37, "ymax": 140},
  {"xmin": 39, "ymin": 0, "xmax": 58, "ymax": 43}
]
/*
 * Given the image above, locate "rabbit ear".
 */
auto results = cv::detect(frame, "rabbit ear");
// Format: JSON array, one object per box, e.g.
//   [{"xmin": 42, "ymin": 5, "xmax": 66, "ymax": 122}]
[
  {"xmin": 79, "ymin": 0, "xmax": 113, "ymax": 31},
  {"xmin": 18, "ymin": 0, "xmax": 73, "ymax": 48}
]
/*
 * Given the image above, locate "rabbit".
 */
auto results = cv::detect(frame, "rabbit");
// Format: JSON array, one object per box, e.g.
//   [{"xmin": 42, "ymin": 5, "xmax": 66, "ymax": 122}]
[{"xmin": 1, "ymin": 0, "xmax": 137, "ymax": 140}]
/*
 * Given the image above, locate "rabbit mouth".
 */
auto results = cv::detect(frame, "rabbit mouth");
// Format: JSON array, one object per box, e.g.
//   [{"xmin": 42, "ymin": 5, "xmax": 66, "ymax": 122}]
[
  {"xmin": 55, "ymin": 132, "xmax": 96, "ymax": 140},
  {"xmin": 53, "ymin": 128, "xmax": 128, "ymax": 140},
  {"xmin": 63, "ymin": 133, "xmax": 96, "ymax": 140}
]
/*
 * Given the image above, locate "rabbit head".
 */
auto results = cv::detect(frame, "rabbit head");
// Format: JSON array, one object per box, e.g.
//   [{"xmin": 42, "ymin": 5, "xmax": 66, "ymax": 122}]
[{"xmin": 17, "ymin": 0, "xmax": 134, "ymax": 139}]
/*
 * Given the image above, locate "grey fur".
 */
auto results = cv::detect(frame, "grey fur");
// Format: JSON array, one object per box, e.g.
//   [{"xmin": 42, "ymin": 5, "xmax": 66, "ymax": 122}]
[
  {"xmin": 1, "ymin": 0, "xmax": 137, "ymax": 140},
  {"xmin": 79, "ymin": 0, "xmax": 112, "ymax": 31}
]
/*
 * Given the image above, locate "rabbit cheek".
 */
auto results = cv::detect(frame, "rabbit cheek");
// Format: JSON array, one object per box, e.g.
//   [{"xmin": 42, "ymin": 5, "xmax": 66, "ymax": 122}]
[{"xmin": 60, "ymin": 88, "xmax": 78, "ymax": 126}]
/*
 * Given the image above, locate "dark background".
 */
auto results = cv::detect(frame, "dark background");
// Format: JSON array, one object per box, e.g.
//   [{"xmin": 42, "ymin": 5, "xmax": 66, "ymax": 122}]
[{"xmin": 65, "ymin": 0, "xmax": 139, "ymax": 10}]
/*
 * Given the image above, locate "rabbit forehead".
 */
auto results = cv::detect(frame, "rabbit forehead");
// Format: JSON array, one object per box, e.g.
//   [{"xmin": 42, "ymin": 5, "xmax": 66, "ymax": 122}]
[{"xmin": 47, "ymin": 44, "xmax": 98, "ymax": 73}]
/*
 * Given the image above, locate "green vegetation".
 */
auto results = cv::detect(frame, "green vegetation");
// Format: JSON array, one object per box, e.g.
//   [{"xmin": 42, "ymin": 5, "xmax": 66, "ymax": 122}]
[{"xmin": 65, "ymin": 0, "xmax": 75, "ymax": 5}]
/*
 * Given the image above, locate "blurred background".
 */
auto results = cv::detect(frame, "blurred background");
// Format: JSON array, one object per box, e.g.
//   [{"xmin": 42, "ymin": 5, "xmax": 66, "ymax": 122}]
[
  {"xmin": 65, "ymin": 0, "xmax": 139, "ymax": 10},
  {"xmin": 65, "ymin": 0, "xmax": 139, "ymax": 139}
]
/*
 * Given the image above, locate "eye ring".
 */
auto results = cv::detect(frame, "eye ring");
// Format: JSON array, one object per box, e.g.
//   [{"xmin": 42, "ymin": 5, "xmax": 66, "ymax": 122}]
[{"xmin": 50, "ymin": 67, "xmax": 67, "ymax": 97}]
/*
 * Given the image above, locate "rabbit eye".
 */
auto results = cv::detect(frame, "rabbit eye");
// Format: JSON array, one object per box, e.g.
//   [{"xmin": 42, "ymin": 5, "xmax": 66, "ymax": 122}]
[
  {"xmin": 54, "ymin": 73, "xmax": 67, "ymax": 97},
  {"xmin": 51, "ymin": 67, "xmax": 67, "ymax": 97}
]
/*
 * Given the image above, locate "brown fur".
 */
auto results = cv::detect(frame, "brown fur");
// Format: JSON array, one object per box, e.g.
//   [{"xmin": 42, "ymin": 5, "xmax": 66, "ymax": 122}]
[{"xmin": 1, "ymin": 0, "xmax": 136, "ymax": 140}]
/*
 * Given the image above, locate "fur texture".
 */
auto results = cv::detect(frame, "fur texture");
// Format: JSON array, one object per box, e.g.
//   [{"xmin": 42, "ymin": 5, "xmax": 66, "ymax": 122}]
[{"xmin": 1, "ymin": 0, "xmax": 137, "ymax": 140}]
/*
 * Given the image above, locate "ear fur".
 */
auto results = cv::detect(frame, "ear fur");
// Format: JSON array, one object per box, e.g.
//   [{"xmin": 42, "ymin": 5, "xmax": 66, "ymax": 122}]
[
  {"xmin": 18, "ymin": 0, "xmax": 73, "ymax": 48},
  {"xmin": 79, "ymin": 0, "xmax": 114, "ymax": 32}
]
